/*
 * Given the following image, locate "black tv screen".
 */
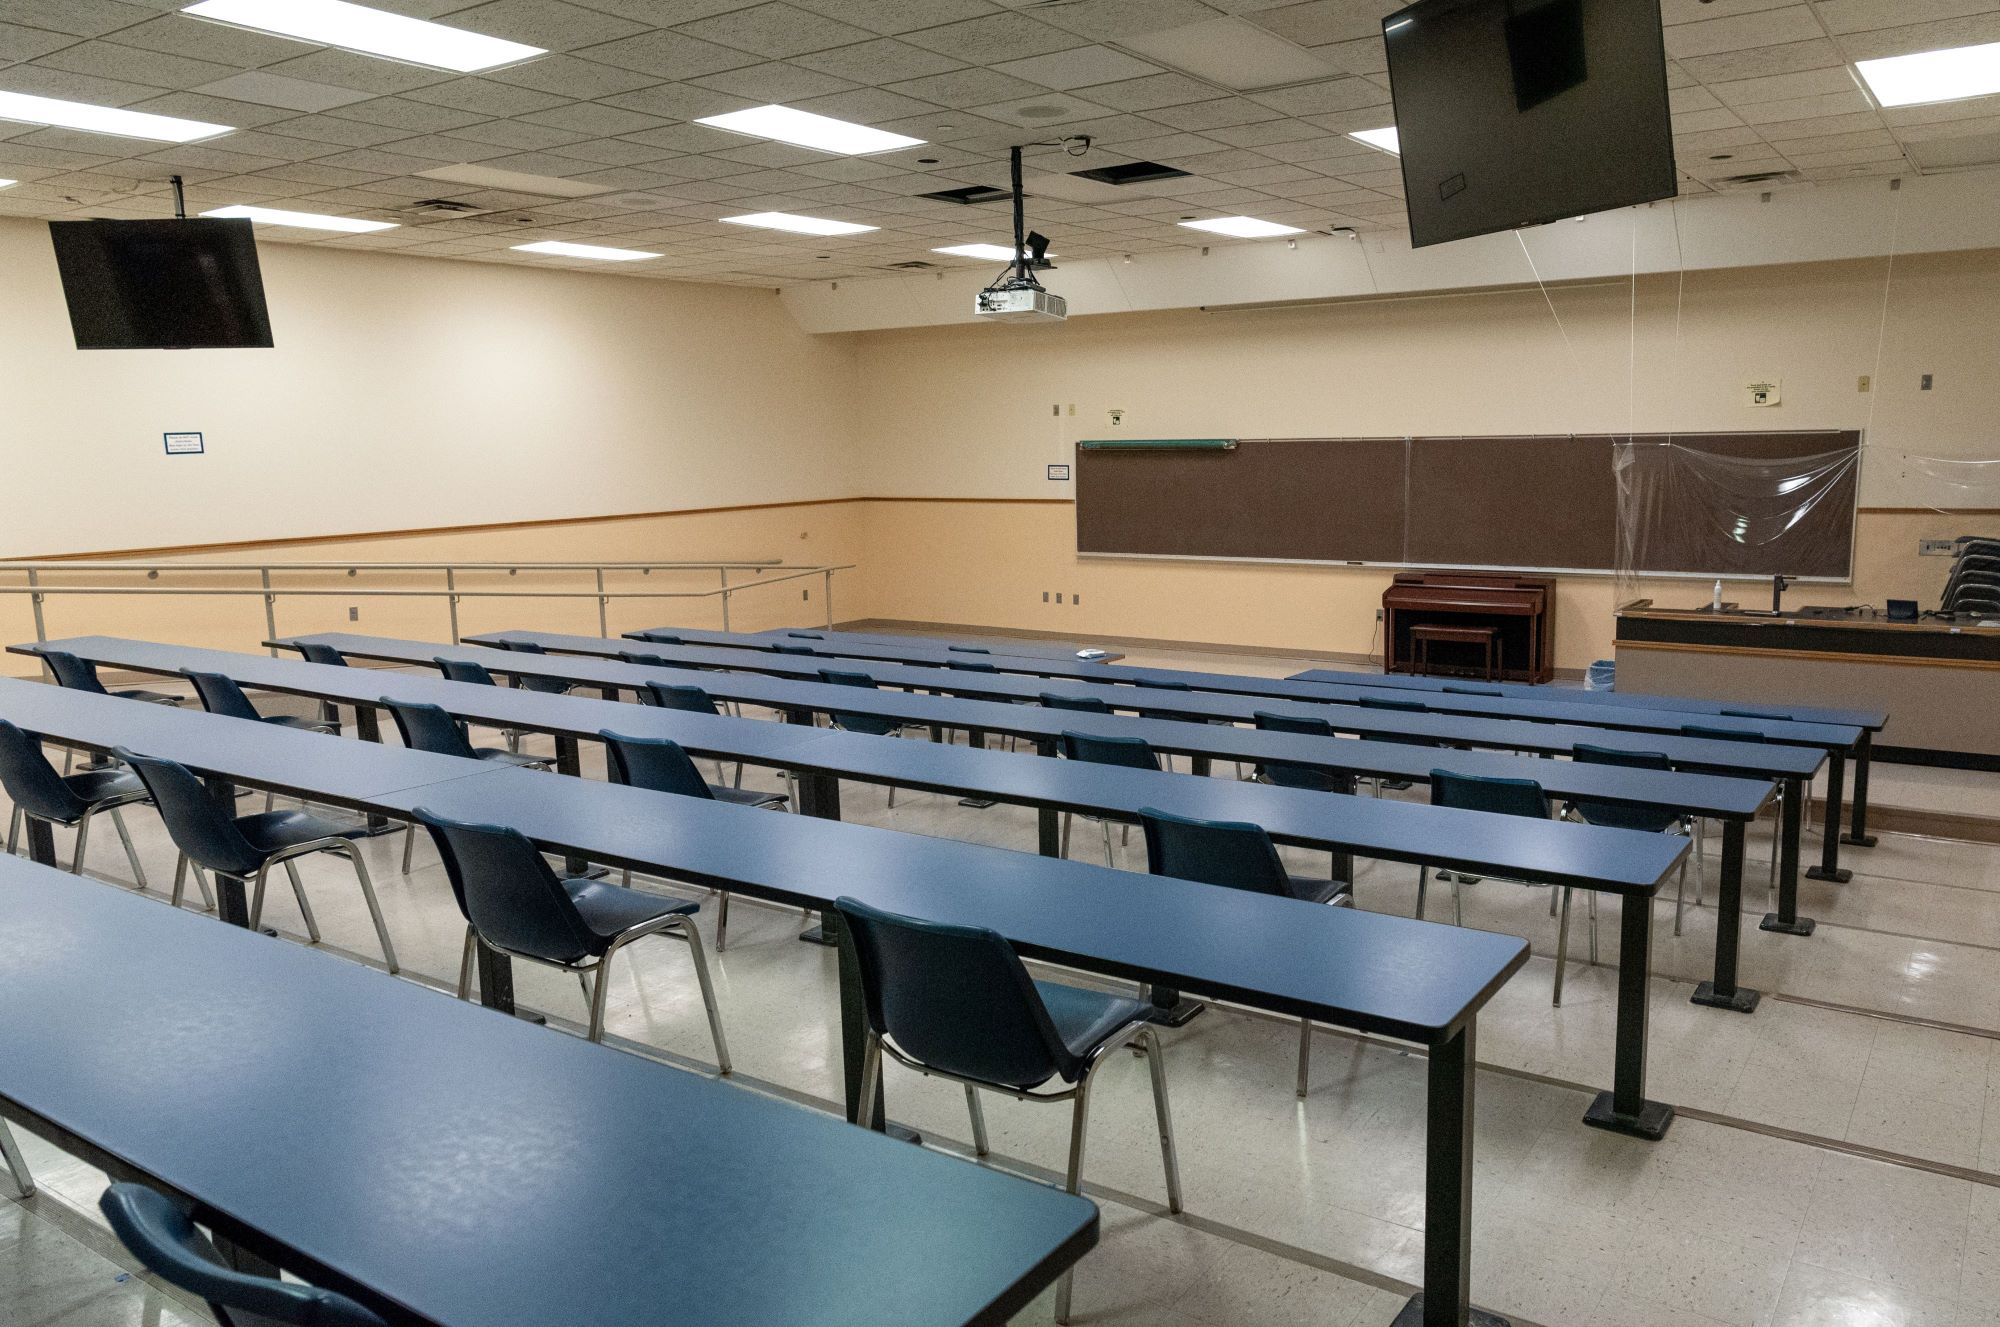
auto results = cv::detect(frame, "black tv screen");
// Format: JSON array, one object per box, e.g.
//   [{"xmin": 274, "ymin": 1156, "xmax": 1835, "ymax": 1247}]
[
  {"xmin": 48, "ymin": 218, "xmax": 274, "ymax": 349},
  {"xmin": 1380, "ymin": 0, "xmax": 1676, "ymax": 249}
]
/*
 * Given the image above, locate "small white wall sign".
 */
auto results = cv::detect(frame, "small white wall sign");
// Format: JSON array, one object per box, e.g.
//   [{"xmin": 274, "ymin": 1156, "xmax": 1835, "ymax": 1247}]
[
  {"xmin": 1744, "ymin": 379, "xmax": 1780, "ymax": 408},
  {"xmin": 163, "ymin": 431, "xmax": 204, "ymax": 455},
  {"xmin": 1047, "ymin": 463, "xmax": 1071, "ymax": 481}
]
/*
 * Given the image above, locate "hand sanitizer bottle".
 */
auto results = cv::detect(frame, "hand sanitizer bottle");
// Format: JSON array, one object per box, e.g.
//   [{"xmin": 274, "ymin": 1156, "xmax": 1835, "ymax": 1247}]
[{"xmin": 1712, "ymin": 579, "xmax": 1723, "ymax": 611}]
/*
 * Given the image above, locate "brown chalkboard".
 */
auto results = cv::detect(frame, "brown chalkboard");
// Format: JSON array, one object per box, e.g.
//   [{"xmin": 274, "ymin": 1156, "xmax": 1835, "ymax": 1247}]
[{"xmin": 1073, "ymin": 431, "xmax": 1859, "ymax": 578}]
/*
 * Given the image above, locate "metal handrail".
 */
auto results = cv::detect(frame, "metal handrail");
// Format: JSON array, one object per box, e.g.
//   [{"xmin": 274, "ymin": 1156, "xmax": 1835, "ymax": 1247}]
[{"xmin": 0, "ymin": 558, "xmax": 851, "ymax": 654}]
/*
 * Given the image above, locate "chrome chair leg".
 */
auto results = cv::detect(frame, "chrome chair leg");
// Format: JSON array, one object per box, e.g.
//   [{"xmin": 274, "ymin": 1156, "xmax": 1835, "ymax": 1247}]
[
  {"xmin": 1586, "ymin": 889, "xmax": 1598, "ymax": 963},
  {"xmin": 1672, "ymin": 854, "xmax": 1690, "ymax": 938},
  {"xmin": 6, "ymin": 806, "xmax": 19, "ymax": 855},
  {"xmin": 678, "ymin": 918, "xmax": 731, "ymax": 1074},
  {"xmin": 964, "ymin": 1084, "xmax": 990, "ymax": 1157},
  {"xmin": 68, "ymin": 810, "xmax": 93, "ymax": 875},
  {"xmin": 0, "ymin": 1118, "xmax": 34, "ymax": 1199},
  {"xmin": 1136, "ymin": 1026, "xmax": 1183, "ymax": 1213},
  {"xmin": 1060, "ymin": 811, "xmax": 1072, "ymax": 858},
  {"xmin": 108, "ymin": 806, "xmax": 147, "ymax": 889},
  {"xmin": 1549, "ymin": 888, "xmax": 1560, "ymax": 918},
  {"xmin": 716, "ymin": 892, "xmax": 731, "ymax": 952},
  {"xmin": 333, "ymin": 842, "xmax": 398, "ymax": 974},
  {"xmin": 170, "ymin": 857, "xmax": 215, "ymax": 912},
  {"xmin": 1416, "ymin": 865, "xmax": 1428, "ymax": 919},
  {"xmin": 1553, "ymin": 887, "xmax": 1572, "ymax": 1007},
  {"xmin": 1452, "ymin": 874, "xmax": 1463, "ymax": 926},
  {"xmin": 1099, "ymin": 820, "xmax": 1114, "ymax": 866},
  {"xmin": 457, "ymin": 927, "xmax": 478, "ymax": 1000},
  {"xmin": 1295, "ymin": 1018, "xmax": 1313, "ymax": 1098},
  {"xmin": 282, "ymin": 858, "xmax": 324, "ymax": 944},
  {"xmin": 402, "ymin": 821, "xmax": 417, "ymax": 874},
  {"xmin": 1054, "ymin": 1079, "xmax": 1095, "ymax": 1325},
  {"xmin": 856, "ymin": 1034, "xmax": 883, "ymax": 1129}
]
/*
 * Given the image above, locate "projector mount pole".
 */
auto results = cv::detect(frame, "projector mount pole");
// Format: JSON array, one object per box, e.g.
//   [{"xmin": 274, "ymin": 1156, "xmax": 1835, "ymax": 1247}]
[
  {"xmin": 1009, "ymin": 144, "xmax": 1026, "ymax": 286},
  {"xmin": 170, "ymin": 174, "xmax": 186, "ymax": 220}
]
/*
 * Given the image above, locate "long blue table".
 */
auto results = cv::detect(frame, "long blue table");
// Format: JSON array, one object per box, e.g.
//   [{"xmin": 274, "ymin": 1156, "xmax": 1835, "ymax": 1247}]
[
  {"xmin": 0, "ymin": 855, "xmax": 1097, "ymax": 1327},
  {"xmin": 21, "ymin": 636, "xmax": 1720, "ymax": 1124},
  {"xmin": 369, "ymin": 630, "xmax": 1826, "ymax": 935},
  {"xmin": 692, "ymin": 624, "xmax": 1123, "ymax": 664},
  {"xmin": 0, "ymin": 676, "xmax": 1531, "ymax": 1326}
]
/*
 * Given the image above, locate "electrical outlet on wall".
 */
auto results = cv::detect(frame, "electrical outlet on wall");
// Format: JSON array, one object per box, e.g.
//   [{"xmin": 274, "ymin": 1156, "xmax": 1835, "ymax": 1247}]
[
  {"xmin": 1921, "ymin": 539, "xmax": 1957, "ymax": 557},
  {"xmin": 348, "ymin": 607, "xmax": 358, "ymax": 622}
]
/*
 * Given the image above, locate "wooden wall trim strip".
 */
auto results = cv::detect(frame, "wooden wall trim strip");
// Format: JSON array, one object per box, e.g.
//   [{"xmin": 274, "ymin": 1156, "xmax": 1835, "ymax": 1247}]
[{"xmin": 1618, "ymin": 639, "xmax": 2000, "ymax": 670}]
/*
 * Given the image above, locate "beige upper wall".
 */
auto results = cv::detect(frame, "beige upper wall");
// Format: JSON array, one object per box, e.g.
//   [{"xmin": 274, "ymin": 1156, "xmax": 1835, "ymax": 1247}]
[{"xmin": 0, "ymin": 216, "xmax": 860, "ymax": 558}]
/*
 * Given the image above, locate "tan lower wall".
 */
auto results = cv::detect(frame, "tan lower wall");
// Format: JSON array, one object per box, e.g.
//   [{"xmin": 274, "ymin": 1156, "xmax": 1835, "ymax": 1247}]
[
  {"xmin": 0, "ymin": 501, "xmax": 868, "ymax": 678},
  {"xmin": 5, "ymin": 497, "xmax": 1983, "ymax": 679}
]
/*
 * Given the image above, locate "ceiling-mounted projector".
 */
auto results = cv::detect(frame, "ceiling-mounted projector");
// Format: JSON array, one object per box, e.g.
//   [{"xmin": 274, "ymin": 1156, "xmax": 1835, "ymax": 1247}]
[{"xmin": 976, "ymin": 281, "xmax": 1067, "ymax": 322}]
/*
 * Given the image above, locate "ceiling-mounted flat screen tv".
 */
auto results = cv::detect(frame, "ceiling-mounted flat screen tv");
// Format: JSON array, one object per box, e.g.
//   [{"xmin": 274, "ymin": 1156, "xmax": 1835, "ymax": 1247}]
[
  {"xmin": 1380, "ymin": 0, "xmax": 1676, "ymax": 249},
  {"xmin": 48, "ymin": 218, "xmax": 274, "ymax": 349}
]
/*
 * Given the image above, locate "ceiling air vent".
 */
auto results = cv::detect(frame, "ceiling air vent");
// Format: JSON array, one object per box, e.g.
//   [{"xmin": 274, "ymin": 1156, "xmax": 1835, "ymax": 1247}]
[
  {"xmin": 918, "ymin": 184, "xmax": 1011, "ymax": 205},
  {"xmin": 1070, "ymin": 161, "xmax": 1190, "ymax": 186},
  {"xmin": 406, "ymin": 198, "xmax": 490, "ymax": 219},
  {"xmin": 1715, "ymin": 170, "xmax": 1800, "ymax": 188}
]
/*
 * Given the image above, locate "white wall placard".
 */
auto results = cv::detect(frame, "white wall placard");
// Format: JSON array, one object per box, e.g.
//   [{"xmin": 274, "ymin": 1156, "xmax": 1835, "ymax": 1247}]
[{"xmin": 163, "ymin": 431, "xmax": 204, "ymax": 455}]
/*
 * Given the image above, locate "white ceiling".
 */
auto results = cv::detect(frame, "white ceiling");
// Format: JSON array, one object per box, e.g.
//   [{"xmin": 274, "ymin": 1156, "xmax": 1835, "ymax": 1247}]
[{"xmin": 0, "ymin": 0, "xmax": 1995, "ymax": 286}]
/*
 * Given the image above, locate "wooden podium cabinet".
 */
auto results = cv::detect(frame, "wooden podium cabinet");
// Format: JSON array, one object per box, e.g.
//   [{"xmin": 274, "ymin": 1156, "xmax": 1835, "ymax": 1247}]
[{"xmin": 1383, "ymin": 572, "xmax": 1557, "ymax": 683}]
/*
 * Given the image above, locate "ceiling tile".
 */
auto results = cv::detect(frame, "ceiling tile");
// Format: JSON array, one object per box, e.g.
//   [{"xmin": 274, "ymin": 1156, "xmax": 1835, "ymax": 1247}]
[
  {"xmin": 991, "ymin": 44, "xmax": 1160, "ymax": 91},
  {"xmin": 436, "ymin": 0, "xmax": 650, "ymax": 52},
  {"xmin": 900, "ymin": 12, "xmax": 1083, "ymax": 63},
  {"xmin": 689, "ymin": 60, "xmax": 859, "ymax": 101},
  {"xmin": 677, "ymin": 3, "xmax": 878, "ymax": 60},
  {"xmin": 570, "ymin": 29, "xmax": 765, "ymax": 80},
  {"xmin": 483, "ymin": 53, "xmax": 663, "ymax": 99},
  {"xmin": 191, "ymin": 71, "xmax": 376, "ymax": 113},
  {"xmin": 1664, "ymin": 5, "xmax": 1823, "ymax": 58}
]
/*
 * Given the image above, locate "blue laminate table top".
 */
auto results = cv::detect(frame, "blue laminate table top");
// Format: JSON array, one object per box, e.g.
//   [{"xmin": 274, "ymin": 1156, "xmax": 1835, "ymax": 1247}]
[
  {"xmin": 0, "ymin": 856, "xmax": 1097, "ymax": 1327},
  {"xmin": 0, "ymin": 674, "xmax": 1531, "ymax": 1043},
  {"xmin": 649, "ymin": 624, "xmax": 1124, "ymax": 664},
  {"xmin": 37, "ymin": 637, "xmax": 1771, "ymax": 823},
  {"xmin": 1287, "ymin": 667, "xmax": 1887, "ymax": 731},
  {"xmin": 483, "ymin": 629, "xmax": 1859, "ymax": 754},
  {"xmin": 263, "ymin": 634, "xmax": 1825, "ymax": 783}
]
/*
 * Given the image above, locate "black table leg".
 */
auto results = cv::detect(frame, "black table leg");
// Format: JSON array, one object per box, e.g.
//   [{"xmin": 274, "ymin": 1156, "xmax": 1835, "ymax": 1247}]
[
  {"xmin": 1189, "ymin": 755, "xmax": 1212, "ymax": 778},
  {"xmin": 798, "ymin": 769, "xmax": 842, "ymax": 947},
  {"xmin": 1806, "ymin": 753, "xmax": 1852, "ymax": 884},
  {"xmin": 1693, "ymin": 820, "xmax": 1760, "ymax": 1012},
  {"xmin": 212, "ymin": 873, "xmax": 251, "ymax": 930},
  {"xmin": 1762, "ymin": 777, "xmax": 1816, "ymax": 936},
  {"xmin": 1845, "ymin": 731, "xmax": 1876, "ymax": 847},
  {"xmin": 475, "ymin": 945, "xmax": 517, "ymax": 1016},
  {"xmin": 1583, "ymin": 892, "xmax": 1674, "ymax": 1140},
  {"xmin": 351, "ymin": 706, "xmax": 390, "ymax": 834},
  {"xmin": 1039, "ymin": 806, "xmax": 1060, "ymax": 857},
  {"xmin": 1393, "ymin": 1022, "xmax": 1508, "ymax": 1327},
  {"xmin": 23, "ymin": 816, "xmax": 55, "ymax": 868},
  {"xmin": 600, "ymin": 686, "xmax": 619, "ymax": 702}
]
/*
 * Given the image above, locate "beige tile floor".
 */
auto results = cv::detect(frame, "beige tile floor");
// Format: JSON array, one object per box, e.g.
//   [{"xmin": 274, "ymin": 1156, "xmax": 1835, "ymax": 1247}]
[{"xmin": 3, "ymin": 636, "xmax": 1998, "ymax": 1327}]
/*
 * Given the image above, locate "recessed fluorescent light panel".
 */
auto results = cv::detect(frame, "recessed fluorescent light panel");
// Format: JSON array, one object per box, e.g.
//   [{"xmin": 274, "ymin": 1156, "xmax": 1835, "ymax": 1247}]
[
  {"xmin": 696, "ymin": 105, "xmax": 923, "ymax": 155},
  {"xmin": 722, "ymin": 211, "xmax": 877, "ymax": 236},
  {"xmin": 933, "ymin": 244, "xmax": 1030, "ymax": 261},
  {"xmin": 1856, "ymin": 41, "xmax": 2000, "ymax": 109},
  {"xmin": 0, "ymin": 90, "xmax": 231, "ymax": 143},
  {"xmin": 0, "ymin": 179, "xmax": 14, "ymax": 189},
  {"xmin": 512, "ymin": 240, "xmax": 659, "ymax": 262},
  {"xmin": 181, "ymin": 0, "xmax": 545, "ymax": 74},
  {"xmin": 201, "ymin": 204, "xmax": 396, "ymax": 233},
  {"xmin": 1121, "ymin": 16, "xmax": 1336, "ymax": 91},
  {"xmin": 1178, "ymin": 216, "xmax": 1306, "ymax": 239},
  {"xmin": 1350, "ymin": 126, "xmax": 1401, "ymax": 155}
]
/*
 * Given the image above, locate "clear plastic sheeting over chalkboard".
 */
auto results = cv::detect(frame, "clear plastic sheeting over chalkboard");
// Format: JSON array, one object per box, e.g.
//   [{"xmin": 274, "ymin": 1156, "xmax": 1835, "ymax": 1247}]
[
  {"xmin": 1613, "ymin": 437, "xmax": 1863, "ymax": 602},
  {"xmin": 1899, "ymin": 453, "xmax": 2000, "ymax": 516}
]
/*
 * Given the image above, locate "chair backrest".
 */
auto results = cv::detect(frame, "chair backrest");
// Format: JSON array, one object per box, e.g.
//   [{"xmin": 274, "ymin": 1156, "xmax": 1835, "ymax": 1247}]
[
  {"xmin": 183, "ymin": 671, "xmax": 262, "ymax": 722},
  {"xmin": 601, "ymin": 731, "xmax": 714, "ymax": 800},
  {"xmin": 1039, "ymin": 692, "xmax": 1110, "ymax": 713},
  {"xmin": 1058, "ymin": 729, "xmax": 1158, "ymax": 771},
  {"xmin": 1441, "ymin": 684, "xmax": 1502, "ymax": 696},
  {"xmin": 1359, "ymin": 695, "xmax": 1425, "ymax": 712},
  {"xmin": 1250, "ymin": 710, "xmax": 1342, "ymax": 790},
  {"xmin": 415, "ymin": 810, "xmax": 598, "ymax": 962},
  {"xmin": 100, "ymin": 1184, "xmax": 385, "ymax": 1327},
  {"xmin": 1574, "ymin": 743, "xmax": 1671, "ymax": 771},
  {"xmin": 1429, "ymin": 769, "xmax": 1549, "ymax": 819},
  {"xmin": 39, "ymin": 650, "xmax": 109, "ymax": 695},
  {"xmin": 944, "ymin": 658, "xmax": 997, "ymax": 672},
  {"xmin": 0, "ymin": 719, "xmax": 87, "ymax": 823},
  {"xmin": 1719, "ymin": 708, "xmax": 1789, "ymax": 722},
  {"xmin": 1681, "ymin": 723, "xmax": 1764, "ymax": 743},
  {"xmin": 382, "ymin": 699, "xmax": 477, "ymax": 762},
  {"xmin": 433, "ymin": 657, "xmax": 497, "ymax": 687},
  {"xmin": 295, "ymin": 643, "xmax": 347, "ymax": 667},
  {"xmin": 489, "ymin": 640, "xmax": 569, "ymax": 693},
  {"xmin": 1134, "ymin": 677, "xmax": 1190, "ymax": 690},
  {"xmin": 772, "ymin": 643, "xmax": 818, "ymax": 655},
  {"xmin": 632, "ymin": 631, "xmax": 684, "ymax": 645},
  {"xmin": 113, "ymin": 747, "xmax": 263, "ymax": 876},
  {"xmin": 946, "ymin": 644, "xmax": 989, "ymax": 654},
  {"xmin": 1139, "ymin": 806, "xmax": 1291, "ymax": 897},
  {"xmin": 818, "ymin": 670, "xmax": 896, "ymax": 735},
  {"xmin": 834, "ymin": 895, "xmax": 1079, "ymax": 1088},
  {"xmin": 642, "ymin": 682, "xmax": 721, "ymax": 715},
  {"xmin": 786, "ymin": 631, "xmax": 825, "ymax": 640},
  {"xmin": 618, "ymin": 651, "xmax": 672, "ymax": 668}
]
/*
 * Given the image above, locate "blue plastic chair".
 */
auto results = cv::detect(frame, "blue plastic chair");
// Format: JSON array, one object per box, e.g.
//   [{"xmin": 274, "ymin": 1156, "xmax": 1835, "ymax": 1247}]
[
  {"xmin": 115, "ymin": 747, "xmax": 397, "ymax": 972},
  {"xmin": 1355, "ymin": 694, "xmax": 1441, "ymax": 791},
  {"xmin": 602, "ymin": 730, "xmax": 788, "ymax": 949},
  {"xmin": 835, "ymin": 894, "xmax": 1179, "ymax": 1322},
  {"xmin": 1427, "ymin": 768, "xmax": 1599, "ymax": 1004},
  {"xmin": 100, "ymin": 1183, "xmax": 385, "ymax": 1327},
  {"xmin": 0, "ymin": 719, "xmax": 150, "ymax": 887},
  {"xmin": 1571, "ymin": 744, "xmax": 1699, "ymax": 935},
  {"xmin": 486, "ymin": 638, "xmax": 572, "ymax": 695},
  {"xmin": 631, "ymin": 630, "xmax": 685, "ymax": 646},
  {"xmin": 1249, "ymin": 711, "xmax": 1355, "ymax": 795},
  {"xmin": 771, "ymin": 642, "xmax": 818, "ymax": 655},
  {"xmin": 1683, "ymin": 723, "xmax": 1785, "ymax": 898},
  {"xmin": 383, "ymin": 698, "xmax": 550, "ymax": 872},
  {"xmin": 434, "ymin": 656, "xmax": 537, "ymax": 755},
  {"xmin": 1056, "ymin": 730, "xmax": 1156, "ymax": 864},
  {"xmin": 40, "ymin": 648, "xmax": 182, "ymax": 707},
  {"xmin": 639, "ymin": 681, "xmax": 761, "ymax": 788},
  {"xmin": 785, "ymin": 631, "xmax": 825, "ymax": 640},
  {"xmin": 414, "ymin": 809, "xmax": 728, "ymax": 1064},
  {"xmin": 183, "ymin": 670, "xmax": 336, "ymax": 736},
  {"xmin": 294, "ymin": 643, "xmax": 348, "ymax": 727},
  {"xmin": 1039, "ymin": 692, "xmax": 1110, "ymax": 713},
  {"xmin": 1139, "ymin": 807, "xmax": 1352, "ymax": 1096},
  {"xmin": 817, "ymin": 669, "xmax": 917, "ymax": 805}
]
